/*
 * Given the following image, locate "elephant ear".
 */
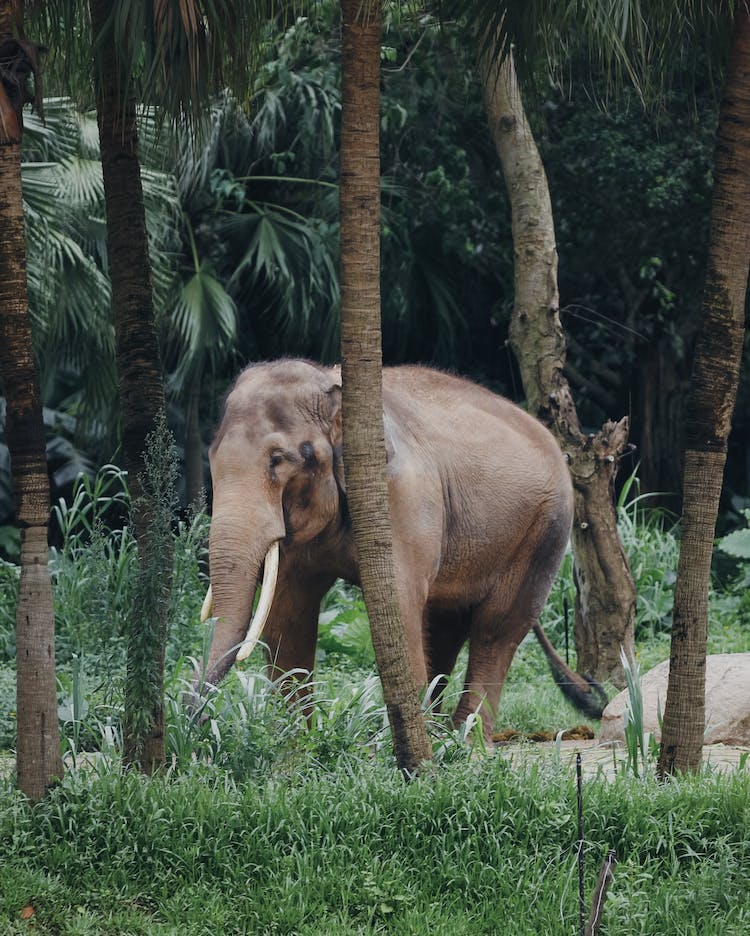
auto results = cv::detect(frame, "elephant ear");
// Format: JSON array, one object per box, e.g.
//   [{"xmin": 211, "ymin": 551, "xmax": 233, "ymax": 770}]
[
  {"xmin": 325, "ymin": 379, "xmax": 395, "ymax": 493},
  {"xmin": 325, "ymin": 383, "xmax": 345, "ymax": 492},
  {"xmin": 383, "ymin": 410, "xmax": 396, "ymax": 464}
]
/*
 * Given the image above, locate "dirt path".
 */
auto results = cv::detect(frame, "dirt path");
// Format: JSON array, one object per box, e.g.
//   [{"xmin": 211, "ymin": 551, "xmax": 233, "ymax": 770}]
[
  {"xmin": 495, "ymin": 738, "xmax": 750, "ymax": 780},
  {"xmin": 2, "ymin": 739, "xmax": 748, "ymax": 784}
]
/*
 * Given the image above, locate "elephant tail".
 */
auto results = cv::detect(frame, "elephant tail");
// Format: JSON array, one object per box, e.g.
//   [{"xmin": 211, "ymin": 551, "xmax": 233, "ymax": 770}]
[{"xmin": 532, "ymin": 623, "xmax": 608, "ymax": 719}]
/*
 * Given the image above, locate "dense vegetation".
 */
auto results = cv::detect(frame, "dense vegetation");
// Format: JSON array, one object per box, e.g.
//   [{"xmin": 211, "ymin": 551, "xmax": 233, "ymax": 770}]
[
  {"xmin": 2, "ymin": 4, "xmax": 750, "ymax": 932},
  {"xmin": 1, "ymin": 473, "xmax": 749, "ymax": 932},
  {"xmin": 1, "ymin": 10, "xmax": 743, "ymax": 537}
]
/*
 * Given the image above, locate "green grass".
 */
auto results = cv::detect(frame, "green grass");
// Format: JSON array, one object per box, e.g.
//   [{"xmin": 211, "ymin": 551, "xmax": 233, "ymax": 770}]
[
  {"xmin": 2, "ymin": 479, "xmax": 750, "ymax": 932},
  {"xmin": 1, "ymin": 756, "xmax": 749, "ymax": 935}
]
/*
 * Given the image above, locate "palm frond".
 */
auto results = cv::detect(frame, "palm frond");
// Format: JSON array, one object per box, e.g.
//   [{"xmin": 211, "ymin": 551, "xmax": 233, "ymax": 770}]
[
  {"xmin": 33, "ymin": 1, "xmax": 269, "ymax": 130},
  {"xmin": 57, "ymin": 156, "xmax": 105, "ymax": 206},
  {"xmin": 469, "ymin": 0, "xmax": 734, "ymax": 103},
  {"xmin": 23, "ymin": 98, "xmax": 82, "ymax": 162},
  {"xmin": 165, "ymin": 261, "xmax": 238, "ymax": 392}
]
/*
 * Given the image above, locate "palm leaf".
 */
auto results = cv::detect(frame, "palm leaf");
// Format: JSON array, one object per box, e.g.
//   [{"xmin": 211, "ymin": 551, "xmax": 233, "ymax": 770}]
[
  {"xmin": 57, "ymin": 156, "xmax": 105, "ymax": 206},
  {"xmin": 469, "ymin": 0, "xmax": 733, "ymax": 102},
  {"xmin": 167, "ymin": 262, "xmax": 238, "ymax": 380}
]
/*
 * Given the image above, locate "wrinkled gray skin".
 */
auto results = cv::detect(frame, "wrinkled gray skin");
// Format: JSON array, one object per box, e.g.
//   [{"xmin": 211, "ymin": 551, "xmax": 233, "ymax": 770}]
[{"xmin": 201, "ymin": 359, "xmax": 574, "ymax": 740}]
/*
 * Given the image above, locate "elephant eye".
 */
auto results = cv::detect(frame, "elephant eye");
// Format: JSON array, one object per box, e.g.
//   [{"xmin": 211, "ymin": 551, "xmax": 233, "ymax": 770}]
[
  {"xmin": 269, "ymin": 451, "xmax": 284, "ymax": 469},
  {"xmin": 299, "ymin": 441, "xmax": 317, "ymax": 468}
]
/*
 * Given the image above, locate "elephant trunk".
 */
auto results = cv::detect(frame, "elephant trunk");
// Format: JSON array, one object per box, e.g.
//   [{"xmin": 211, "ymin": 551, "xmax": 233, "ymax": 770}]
[{"xmin": 198, "ymin": 503, "xmax": 284, "ymax": 691}]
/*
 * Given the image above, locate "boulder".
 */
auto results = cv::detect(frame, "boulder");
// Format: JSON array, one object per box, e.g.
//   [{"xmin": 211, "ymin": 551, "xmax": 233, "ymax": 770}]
[{"xmin": 599, "ymin": 652, "xmax": 750, "ymax": 746}]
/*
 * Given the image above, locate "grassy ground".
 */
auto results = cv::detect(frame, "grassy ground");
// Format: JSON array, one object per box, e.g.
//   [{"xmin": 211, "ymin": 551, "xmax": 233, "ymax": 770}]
[
  {"xmin": 1, "ymin": 491, "xmax": 750, "ymax": 933},
  {"xmin": 1, "ymin": 753, "xmax": 749, "ymax": 934}
]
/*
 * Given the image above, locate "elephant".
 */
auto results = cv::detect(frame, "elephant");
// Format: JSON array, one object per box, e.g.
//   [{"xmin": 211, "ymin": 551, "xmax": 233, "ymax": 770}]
[{"xmin": 198, "ymin": 358, "xmax": 606, "ymax": 740}]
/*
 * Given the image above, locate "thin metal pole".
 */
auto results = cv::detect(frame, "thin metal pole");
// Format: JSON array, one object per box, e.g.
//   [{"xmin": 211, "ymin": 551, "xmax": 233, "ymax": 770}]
[{"xmin": 577, "ymin": 752, "xmax": 585, "ymax": 936}]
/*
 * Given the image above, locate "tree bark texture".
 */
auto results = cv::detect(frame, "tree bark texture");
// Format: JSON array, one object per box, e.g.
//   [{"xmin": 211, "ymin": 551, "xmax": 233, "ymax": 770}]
[
  {"xmin": 339, "ymin": 0, "xmax": 432, "ymax": 774},
  {"xmin": 0, "ymin": 2, "xmax": 63, "ymax": 801},
  {"xmin": 89, "ymin": 0, "xmax": 172, "ymax": 773},
  {"xmin": 658, "ymin": 9, "xmax": 750, "ymax": 776},
  {"xmin": 480, "ymin": 46, "xmax": 635, "ymax": 687}
]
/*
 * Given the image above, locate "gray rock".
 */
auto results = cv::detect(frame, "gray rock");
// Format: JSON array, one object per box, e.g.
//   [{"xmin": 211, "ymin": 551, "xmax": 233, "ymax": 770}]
[{"xmin": 599, "ymin": 652, "xmax": 750, "ymax": 746}]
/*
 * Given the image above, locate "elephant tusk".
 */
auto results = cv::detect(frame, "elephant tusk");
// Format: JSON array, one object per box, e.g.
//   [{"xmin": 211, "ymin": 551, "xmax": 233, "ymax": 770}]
[
  {"xmin": 236, "ymin": 540, "xmax": 280, "ymax": 662},
  {"xmin": 200, "ymin": 583, "xmax": 214, "ymax": 623}
]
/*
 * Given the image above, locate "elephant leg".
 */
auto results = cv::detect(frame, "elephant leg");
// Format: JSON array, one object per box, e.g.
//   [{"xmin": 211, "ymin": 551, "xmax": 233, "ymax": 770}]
[
  {"xmin": 262, "ymin": 573, "xmax": 336, "ymax": 718},
  {"xmin": 451, "ymin": 610, "xmax": 527, "ymax": 741},
  {"xmin": 452, "ymin": 571, "xmax": 559, "ymax": 740},
  {"xmin": 389, "ymin": 539, "xmax": 434, "ymax": 691},
  {"xmin": 425, "ymin": 608, "xmax": 470, "ymax": 712},
  {"xmin": 396, "ymin": 588, "xmax": 430, "ymax": 692},
  {"xmin": 453, "ymin": 516, "xmax": 571, "ymax": 741}
]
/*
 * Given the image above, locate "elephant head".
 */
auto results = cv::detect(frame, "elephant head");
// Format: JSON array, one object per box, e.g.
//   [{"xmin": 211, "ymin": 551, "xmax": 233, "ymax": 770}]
[{"xmin": 199, "ymin": 360, "xmax": 344, "ymax": 689}]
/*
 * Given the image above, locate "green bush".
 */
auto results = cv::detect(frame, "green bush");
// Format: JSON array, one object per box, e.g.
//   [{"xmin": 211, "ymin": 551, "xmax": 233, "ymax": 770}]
[
  {"xmin": 0, "ymin": 560, "xmax": 18, "ymax": 662},
  {"xmin": 0, "ymin": 666, "xmax": 15, "ymax": 750}
]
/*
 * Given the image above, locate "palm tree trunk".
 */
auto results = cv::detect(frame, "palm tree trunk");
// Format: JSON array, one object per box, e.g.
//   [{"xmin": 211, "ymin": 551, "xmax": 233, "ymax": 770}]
[
  {"xmin": 0, "ymin": 7, "xmax": 63, "ymax": 801},
  {"xmin": 89, "ymin": 0, "xmax": 173, "ymax": 773},
  {"xmin": 658, "ymin": 9, "xmax": 750, "ymax": 776},
  {"xmin": 480, "ymin": 45, "xmax": 635, "ymax": 686},
  {"xmin": 339, "ymin": 0, "xmax": 431, "ymax": 774}
]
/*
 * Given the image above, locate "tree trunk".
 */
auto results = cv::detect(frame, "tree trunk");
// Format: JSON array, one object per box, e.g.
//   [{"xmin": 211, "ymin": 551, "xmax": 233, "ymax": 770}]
[
  {"xmin": 0, "ymin": 8, "xmax": 63, "ymax": 801},
  {"xmin": 89, "ymin": 0, "xmax": 173, "ymax": 773},
  {"xmin": 339, "ymin": 0, "xmax": 431, "ymax": 774},
  {"xmin": 658, "ymin": 9, "xmax": 750, "ymax": 776},
  {"xmin": 480, "ymin": 44, "xmax": 635, "ymax": 687}
]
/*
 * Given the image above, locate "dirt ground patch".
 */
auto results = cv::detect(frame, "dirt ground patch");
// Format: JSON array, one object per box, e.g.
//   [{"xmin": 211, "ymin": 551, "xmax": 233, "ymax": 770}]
[
  {"xmin": 495, "ymin": 738, "xmax": 750, "ymax": 780},
  {"xmin": 1, "ymin": 740, "xmax": 748, "ymax": 784}
]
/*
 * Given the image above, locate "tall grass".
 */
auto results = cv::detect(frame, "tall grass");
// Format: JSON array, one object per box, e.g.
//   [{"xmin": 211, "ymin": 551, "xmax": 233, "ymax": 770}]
[
  {"xmin": 616, "ymin": 472, "xmax": 680, "ymax": 642},
  {"xmin": 4, "ymin": 464, "xmax": 750, "ymax": 759},
  {"xmin": 1, "ymin": 471, "xmax": 750, "ymax": 932},
  {"xmin": 1, "ymin": 756, "xmax": 749, "ymax": 934}
]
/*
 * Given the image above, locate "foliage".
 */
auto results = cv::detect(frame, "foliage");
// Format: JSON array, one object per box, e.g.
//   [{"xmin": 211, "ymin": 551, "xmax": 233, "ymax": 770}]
[
  {"xmin": 21, "ymin": 101, "xmax": 180, "ymax": 439},
  {"xmin": 0, "ymin": 561, "xmax": 19, "ymax": 660},
  {"xmin": 165, "ymin": 507, "xmax": 210, "ymax": 672},
  {"xmin": 174, "ymin": 8, "xmax": 516, "ymax": 378},
  {"xmin": 378, "ymin": 11, "xmax": 513, "ymax": 374},
  {"xmin": 717, "ymin": 509, "xmax": 750, "ymax": 560},
  {"xmin": 616, "ymin": 475, "xmax": 680, "ymax": 640},
  {"xmin": 1, "ymin": 755, "xmax": 749, "ymax": 933},
  {"xmin": 33, "ymin": 1, "xmax": 265, "ymax": 121},
  {"xmin": 1, "ymin": 99, "xmax": 183, "ymax": 527},
  {"xmin": 123, "ymin": 413, "xmax": 179, "ymax": 755},
  {"xmin": 540, "ymin": 63, "xmax": 717, "ymax": 444},
  {"xmin": 15, "ymin": 461, "xmax": 208, "ymax": 760},
  {"xmin": 172, "ymin": 26, "xmax": 342, "ymax": 365},
  {"xmin": 48, "ymin": 465, "xmax": 134, "ymax": 667},
  {"xmin": 0, "ymin": 668, "xmax": 16, "ymax": 750},
  {"xmin": 317, "ymin": 580, "xmax": 374, "ymax": 668},
  {"xmin": 714, "ymin": 510, "xmax": 750, "ymax": 633},
  {"xmin": 468, "ymin": 1, "xmax": 732, "ymax": 105},
  {"xmin": 620, "ymin": 647, "xmax": 658, "ymax": 779}
]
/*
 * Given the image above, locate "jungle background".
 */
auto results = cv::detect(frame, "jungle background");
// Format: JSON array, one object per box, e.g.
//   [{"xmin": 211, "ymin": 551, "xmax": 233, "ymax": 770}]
[
  {"xmin": 0, "ymin": 5, "xmax": 736, "ymax": 543},
  {"xmin": 2, "ymin": 5, "xmax": 750, "ymax": 934}
]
